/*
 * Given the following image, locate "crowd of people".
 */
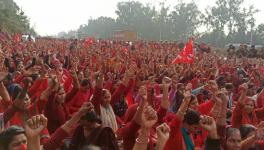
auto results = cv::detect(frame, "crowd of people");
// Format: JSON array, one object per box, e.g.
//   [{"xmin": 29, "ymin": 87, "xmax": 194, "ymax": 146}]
[
  {"xmin": 227, "ymin": 44, "xmax": 264, "ymax": 59},
  {"xmin": 1, "ymin": 32, "xmax": 264, "ymax": 150}
]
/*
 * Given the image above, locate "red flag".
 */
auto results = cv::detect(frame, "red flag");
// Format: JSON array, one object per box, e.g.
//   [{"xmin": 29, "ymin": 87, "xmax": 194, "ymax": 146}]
[
  {"xmin": 122, "ymin": 47, "xmax": 128, "ymax": 53},
  {"xmin": 172, "ymin": 38, "xmax": 194, "ymax": 64},
  {"xmin": 84, "ymin": 37, "xmax": 93, "ymax": 48},
  {"xmin": 13, "ymin": 33, "xmax": 21, "ymax": 43}
]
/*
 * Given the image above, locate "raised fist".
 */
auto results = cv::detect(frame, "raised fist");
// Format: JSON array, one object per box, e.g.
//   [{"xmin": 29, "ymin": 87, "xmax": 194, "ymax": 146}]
[
  {"xmin": 141, "ymin": 105, "xmax": 158, "ymax": 129},
  {"xmin": 183, "ymin": 90, "xmax": 192, "ymax": 101},
  {"xmin": 25, "ymin": 114, "xmax": 48, "ymax": 138}
]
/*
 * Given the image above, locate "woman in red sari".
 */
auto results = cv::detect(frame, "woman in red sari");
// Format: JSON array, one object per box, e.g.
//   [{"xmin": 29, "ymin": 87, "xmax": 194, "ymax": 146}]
[{"xmin": 232, "ymin": 83, "xmax": 264, "ymax": 129}]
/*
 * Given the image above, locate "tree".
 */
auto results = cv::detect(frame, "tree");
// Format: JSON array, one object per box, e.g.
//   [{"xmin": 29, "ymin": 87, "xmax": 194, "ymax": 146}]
[
  {"xmin": 115, "ymin": 1, "xmax": 158, "ymax": 40},
  {"xmin": 76, "ymin": 17, "xmax": 116, "ymax": 39},
  {"xmin": 169, "ymin": 0, "xmax": 202, "ymax": 40},
  {"xmin": 0, "ymin": 0, "xmax": 34, "ymax": 33},
  {"xmin": 154, "ymin": 2, "xmax": 171, "ymax": 40},
  {"xmin": 254, "ymin": 24, "xmax": 264, "ymax": 45},
  {"xmin": 70, "ymin": 0, "xmax": 261, "ymax": 46},
  {"xmin": 204, "ymin": 0, "xmax": 258, "ymax": 46}
]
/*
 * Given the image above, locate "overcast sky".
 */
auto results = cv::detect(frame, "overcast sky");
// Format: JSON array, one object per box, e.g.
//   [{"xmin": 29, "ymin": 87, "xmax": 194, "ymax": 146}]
[{"xmin": 13, "ymin": 0, "xmax": 264, "ymax": 36}]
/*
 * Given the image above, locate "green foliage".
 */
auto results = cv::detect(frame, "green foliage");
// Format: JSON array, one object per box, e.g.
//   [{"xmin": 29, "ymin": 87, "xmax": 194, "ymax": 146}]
[
  {"xmin": 0, "ymin": 0, "xmax": 34, "ymax": 34},
  {"xmin": 78, "ymin": 17, "xmax": 117, "ymax": 39},
  {"xmin": 76, "ymin": 0, "xmax": 202, "ymax": 41},
  {"xmin": 70, "ymin": 0, "xmax": 264, "ymax": 47},
  {"xmin": 169, "ymin": 0, "xmax": 202, "ymax": 40},
  {"xmin": 203, "ymin": 0, "xmax": 259, "ymax": 46}
]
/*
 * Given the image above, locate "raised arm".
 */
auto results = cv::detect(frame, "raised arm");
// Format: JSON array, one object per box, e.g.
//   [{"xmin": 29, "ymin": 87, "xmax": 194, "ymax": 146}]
[
  {"xmin": 116, "ymin": 86, "xmax": 146, "ymax": 150},
  {"xmin": 25, "ymin": 114, "xmax": 48, "ymax": 150},
  {"xmin": 176, "ymin": 85, "xmax": 192, "ymax": 121},
  {"xmin": 160, "ymin": 76, "xmax": 171, "ymax": 110},
  {"xmin": 0, "ymin": 82, "xmax": 11, "ymax": 110},
  {"xmin": 25, "ymin": 57, "xmax": 37, "ymax": 70},
  {"xmin": 231, "ymin": 84, "xmax": 248, "ymax": 128},
  {"xmin": 63, "ymin": 55, "xmax": 70, "ymax": 69},
  {"xmin": 43, "ymin": 102, "xmax": 94, "ymax": 150},
  {"xmin": 91, "ymin": 73, "xmax": 103, "ymax": 114},
  {"xmin": 133, "ymin": 105, "xmax": 158, "ymax": 150},
  {"xmin": 110, "ymin": 68, "xmax": 134, "ymax": 105},
  {"xmin": 44, "ymin": 54, "xmax": 53, "ymax": 68},
  {"xmin": 215, "ymin": 89, "xmax": 228, "ymax": 127},
  {"xmin": 200, "ymin": 116, "xmax": 221, "ymax": 150},
  {"xmin": 156, "ymin": 77, "xmax": 171, "ymax": 123},
  {"xmin": 65, "ymin": 70, "xmax": 80, "ymax": 103}
]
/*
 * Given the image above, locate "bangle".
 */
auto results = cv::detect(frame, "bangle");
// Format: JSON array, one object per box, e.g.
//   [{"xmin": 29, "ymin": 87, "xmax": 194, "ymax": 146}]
[{"xmin": 136, "ymin": 137, "xmax": 149, "ymax": 144}]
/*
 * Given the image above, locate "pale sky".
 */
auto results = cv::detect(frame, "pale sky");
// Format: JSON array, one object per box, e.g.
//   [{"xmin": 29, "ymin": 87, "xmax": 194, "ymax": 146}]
[{"xmin": 13, "ymin": 0, "xmax": 264, "ymax": 36}]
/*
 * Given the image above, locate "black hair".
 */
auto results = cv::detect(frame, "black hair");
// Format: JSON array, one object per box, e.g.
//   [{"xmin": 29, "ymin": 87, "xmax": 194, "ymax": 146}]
[
  {"xmin": 183, "ymin": 109, "xmax": 200, "ymax": 125},
  {"xmin": 256, "ymin": 87, "xmax": 263, "ymax": 94},
  {"xmin": 178, "ymin": 42, "xmax": 185, "ymax": 50},
  {"xmin": 216, "ymin": 76, "xmax": 225, "ymax": 88},
  {"xmin": 81, "ymin": 78, "xmax": 91, "ymax": 87},
  {"xmin": 31, "ymin": 73, "xmax": 40, "ymax": 81},
  {"xmin": 186, "ymin": 95, "xmax": 198, "ymax": 110},
  {"xmin": 81, "ymin": 111, "xmax": 101, "ymax": 124},
  {"xmin": 239, "ymin": 124, "xmax": 256, "ymax": 140},
  {"xmin": 11, "ymin": 84, "xmax": 22, "ymax": 100},
  {"xmin": 0, "ymin": 126, "xmax": 25, "ymax": 150},
  {"xmin": 225, "ymin": 83, "xmax": 234, "ymax": 90},
  {"xmin": 226, "ymin": 109, "xmax": 232, "ymax": 122},
  {"xmin": 226, "ymin": 127, "xmax": 240, "ymax": 139}
]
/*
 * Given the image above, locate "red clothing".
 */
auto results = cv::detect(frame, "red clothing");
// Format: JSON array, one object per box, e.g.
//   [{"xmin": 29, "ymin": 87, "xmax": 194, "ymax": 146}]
[
  {"xmin": 117, "ymin": 120, "xmax": 140, "ymax": 150},
  {"xmin": 58, "ymin": 69, "xmax": 73, "ymax": 93},
  {"xmin": 198, "ymin": 100, "xmax": 214, "ymax": 115},
  {"xmin": 44, "ymin": 86, "xmax": 79, "ymax": 133},
  {"xmin": 257, "ymin": 90, "xmax": 264, "ymax": 108},
  {"xmin": 9, "ymin": 99, "xmax": 49, "ymax": 144},
  {"xmin": 117, "ymin": 103, "xmax": 167, "ymax": 150},
  {"xmin": 123, "ymin": 104, "xmax": 138, "ymax": 124},
  {"xmin": 43, "ymin": 127, "xmax": 69, "ymax": 150},
  {"xmin": 28, "ymin": 78, "xmax": 48, "ymax": 101},
  {"xmin": 232, "ymin": 102, "xmax": 264, "ymax": 128},
  {"xmin": 44, "ymin": 94, "xmax": 69, "ymax": 134},
  {"xmin": 164, "ymin": 100, "xmax": 214, "ymax": 149},
  {"xmin": 164, "ymin": 115, "xmax": 194, "ymax": 150},
  {"xmin": 92, "ymin": 83, "xmax": 127, "ymax": 116},
  {"xmin": 164, "ymin": 100, "xmax": 214, "ymax": 123},
  {"xmin": 66, "ymin": 89, "xmax": 92, "ymax": 115},
  {"xmin": 0, "ymin": 100, "xmax": 12, "ymax": 113},
  {"xmin": 13, "ymin": 74, "xmax": 24, "ymax": 84}
]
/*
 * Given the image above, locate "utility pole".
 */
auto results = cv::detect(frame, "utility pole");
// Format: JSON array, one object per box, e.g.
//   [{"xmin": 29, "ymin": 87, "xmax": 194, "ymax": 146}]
[{"xmin": 250, "ymin": 29, "xmax": 253, "ymax": 45}]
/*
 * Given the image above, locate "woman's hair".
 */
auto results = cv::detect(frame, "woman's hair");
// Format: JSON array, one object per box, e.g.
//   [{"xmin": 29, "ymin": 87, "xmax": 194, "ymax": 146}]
[
  {"xmin": 225, "ymin": 83, "xmax": 234, "ymax": 90},
  {"xmin": 183, "ymin": 109, "xmax": 200, "ymax": 125},
  {"xmin": 226, "ymin": 109, "xmax": 232, "ymax": 125},
  {"xmin": 239, "ymin": 124, "xmax": 256, "ymax": 140},
  {"xmin": 0, "ymin": 126, "xmax": 25, "ymax": 150},
  {"xmin": 187, "ymin": 95, "xmax": 197, "ymax": 108},
  {"xmin": 81, "ymin": 78, "xmax": 91, "ymax": 87},
  {"xmin": 216, "ymin": 76, "xmax": 225, "ymax": 88},
  {"xmin": 8, "ymin": 84, "xmax": 22, "ymax": 100},
  {"xmin": 226, "ymin": 127, "xmax": 240, "ymax": 139}
]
